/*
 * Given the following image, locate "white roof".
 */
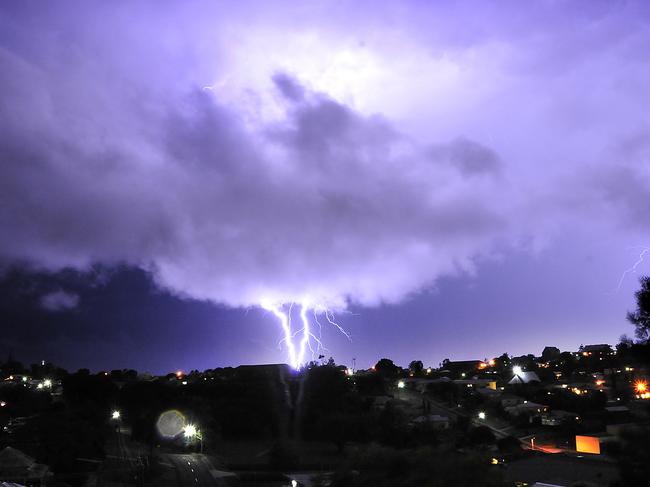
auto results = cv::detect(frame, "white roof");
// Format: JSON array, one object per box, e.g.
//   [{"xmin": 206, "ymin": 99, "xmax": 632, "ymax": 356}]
[{"xmin": 509, "ymin": 371, "xmax": 541, "ymax": 384}]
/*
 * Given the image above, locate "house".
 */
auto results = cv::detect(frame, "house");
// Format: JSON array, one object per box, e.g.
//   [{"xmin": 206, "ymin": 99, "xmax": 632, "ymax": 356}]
[
  {"xmin": 500, "ymin": 394, "xmax": 526, "ymax": 408},
  {"xmin": 476, "ymin": 387, "xmax": 501, "ymax": 401},
  {"xmin": 440, "ymin": 360, "xmax": 482, "ymax": 378},
  {"xmin": 452, "ymin": 379, "xmax": 496, "ymax": 389},
  {"xmin": 541, "ymin": 410, "xmax": 580, "ymax": 426},
  {"xmin": 505, "ymin": 401, "xmax": 548, "ymax": 417},
  {"xmin": 235, "ymin": 363, "xmax": 291, "ymax": 380},
  {"xmin": 578, "ymin": 344, "xmax": 614, "ymax": 358},
  {"xmin": 0, "ymin": 447, "xmax": 50, "ymax": 486}
]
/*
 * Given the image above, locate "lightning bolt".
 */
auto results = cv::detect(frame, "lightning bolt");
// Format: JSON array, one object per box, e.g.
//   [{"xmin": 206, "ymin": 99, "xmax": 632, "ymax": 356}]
[
  {"xmin": 262, "ymin": 300, "xmax": 351, "ymax": 369},
  {"xmin": 615, "ymin": 246, "xmax": 650, "ymax": 292},
  {"xmin": 262, "ymin": 302, "xmax": 300, "ymax": 369}
]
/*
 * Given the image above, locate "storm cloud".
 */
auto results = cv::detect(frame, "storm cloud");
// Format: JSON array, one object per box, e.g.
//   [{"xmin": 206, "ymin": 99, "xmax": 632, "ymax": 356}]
[{"xmin": 1, "ymin": 0, "xmax": 649, "ymax": 312}]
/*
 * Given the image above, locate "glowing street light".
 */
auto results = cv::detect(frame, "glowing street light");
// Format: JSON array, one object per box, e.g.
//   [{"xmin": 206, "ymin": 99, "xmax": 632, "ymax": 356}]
[
  {"xmin": 183, "ymin": 424, "xmax": 197, "ymax": 438},
  {"xmin": 43, "ymin": 379, "xmax": 52, "ymax": 388},
  {"xmin": 478, "ymin": 411, "xmax": 486, "ymax": 420},
  {"xmin": 397, "ymin": 380, "xmax": 405, "ymax": 389},
  {"xmin": 183, "ymin": 423, "xmax": 203, "ymax": 453},
  {"xmin": 513, "ymin": 365, "xmax": 523, "ymax": 376},
  {"xmin": 111, "ymin": 410, "xmax": 121, "ymax": 420}
]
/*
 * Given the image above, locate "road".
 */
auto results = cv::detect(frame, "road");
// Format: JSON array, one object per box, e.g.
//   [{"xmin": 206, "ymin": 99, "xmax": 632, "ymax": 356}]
[{"xmin": 166, "ymin": 453, "xmax": 224, "ymax": 487}]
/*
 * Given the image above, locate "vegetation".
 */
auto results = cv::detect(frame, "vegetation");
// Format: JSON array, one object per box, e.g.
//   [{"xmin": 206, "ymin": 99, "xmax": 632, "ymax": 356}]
[{"xmin": 628, "ymin": 276, "xmax": 650, "ymax": 342}]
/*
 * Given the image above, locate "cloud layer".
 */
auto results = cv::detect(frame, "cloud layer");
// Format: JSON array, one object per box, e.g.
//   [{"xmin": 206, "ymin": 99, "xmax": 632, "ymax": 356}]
[{"xmin": 1, "ymin": 1, "xmax": 649, "ymax": 310}]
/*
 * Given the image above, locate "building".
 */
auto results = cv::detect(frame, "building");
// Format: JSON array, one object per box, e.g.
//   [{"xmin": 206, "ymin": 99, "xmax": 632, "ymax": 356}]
[
  {"xmin": 578, "ymin": 344, "xmax": 614, "ymax": 358},
  {"xmin": 504, "ymin": 401, "xmax": 548, "ymax": 418},
  {"xmin": 541, "ymin": 410, "xmax": 580, "ymax": 426},
  {"xmin": 440, "ymin": 360, "xmax": 482, "ymax": 378},
  {"xmin": 411, "ymin": 414, "xmax": 450, "ymax": 429}
]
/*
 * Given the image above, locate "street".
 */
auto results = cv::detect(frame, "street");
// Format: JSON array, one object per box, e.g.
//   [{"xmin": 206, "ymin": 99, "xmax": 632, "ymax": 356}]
[{"xmin": 165, "ymin": 453, "xmax": 224, "ymax": 487}]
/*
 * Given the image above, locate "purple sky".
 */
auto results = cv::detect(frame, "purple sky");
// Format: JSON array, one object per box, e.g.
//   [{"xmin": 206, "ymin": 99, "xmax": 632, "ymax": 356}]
[{"xmin": 1, "ymin": 1, "xmax": 649, "ymax": 372}]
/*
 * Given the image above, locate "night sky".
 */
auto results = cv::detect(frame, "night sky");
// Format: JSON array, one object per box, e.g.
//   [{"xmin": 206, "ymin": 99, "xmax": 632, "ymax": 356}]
[{"xmin": 1, "ymin": 1, "xmax": 649, "ymax": 373}]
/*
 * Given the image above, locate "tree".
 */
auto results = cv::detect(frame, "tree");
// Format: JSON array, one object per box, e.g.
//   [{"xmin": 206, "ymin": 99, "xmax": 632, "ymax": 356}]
[
  {"xmin": 375, "ymin": 358, "xmax": 399, "ymax": 378},
  {"xmin": 627, "ymin": 276, "xmax": 650, "ymax": 342},
  {"xmin": 409, "ymin": 360, "xmax": 424, "ymax": 376}
]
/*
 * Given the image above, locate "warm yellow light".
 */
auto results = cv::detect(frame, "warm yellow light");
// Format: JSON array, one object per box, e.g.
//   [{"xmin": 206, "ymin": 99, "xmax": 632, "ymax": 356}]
[
  {"xmin": 176, "ymin": 370, "xmax": 183, "ymax": 378},
  {"xmin": 488, "ymin": 359, "xmax": 496, "ymax": 367},
  {"xmin": 635, "ymin": 381, "xmax": 647, "ymax": 394},
  {"xmin": 576, "ymin": 435, "xmax": 600, "ymax": 454}
]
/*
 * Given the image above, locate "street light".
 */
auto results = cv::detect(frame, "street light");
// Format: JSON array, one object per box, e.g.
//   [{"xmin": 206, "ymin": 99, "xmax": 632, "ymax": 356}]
[
  {"xmin": 111, "ymin": 410, "xmax": 121, "ymax": 420},
  {"xmin": 183, "ymin": 424, "xmax": 197, "ymax": 437},
  {"xmin": 478, "ymin": 411, "xmax": 486, "ymax": 420},
  {"xmin": 513, "ymin": 365, "xmax": 523, "ymax": 376},
  {"xmin": 183, "ymin": 424, "xmax": 203, "ymax": 453}
]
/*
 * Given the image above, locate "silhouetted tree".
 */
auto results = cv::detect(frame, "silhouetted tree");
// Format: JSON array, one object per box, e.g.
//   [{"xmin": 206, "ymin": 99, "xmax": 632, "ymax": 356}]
[
  {"xmin": 375, "ymin": 358, "xmax": 399, "ymax": 378},
  {"xmin": 627, "ymin": 276, "xmax": 650, "ymax": 342},
  {"xmin": 409, "ymin": 360, "xmax": 424, "ymax": 376}
]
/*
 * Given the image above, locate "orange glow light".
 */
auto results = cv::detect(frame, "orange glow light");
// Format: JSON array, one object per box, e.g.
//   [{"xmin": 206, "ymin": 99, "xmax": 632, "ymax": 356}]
[
  {"xmin": 576, "ymin": 435, "xmax": 600, "ymax": 454},
  {"xmin": 635, "ymin": 380, "xmax": 647, "ymax": 394},
  {"xmin": 175, "ymin": 370, "xmax": 183, "ymax": 378},
  {"xmin": 488, "ymin": 359, "xmax": 496, "ymax": 367}
]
